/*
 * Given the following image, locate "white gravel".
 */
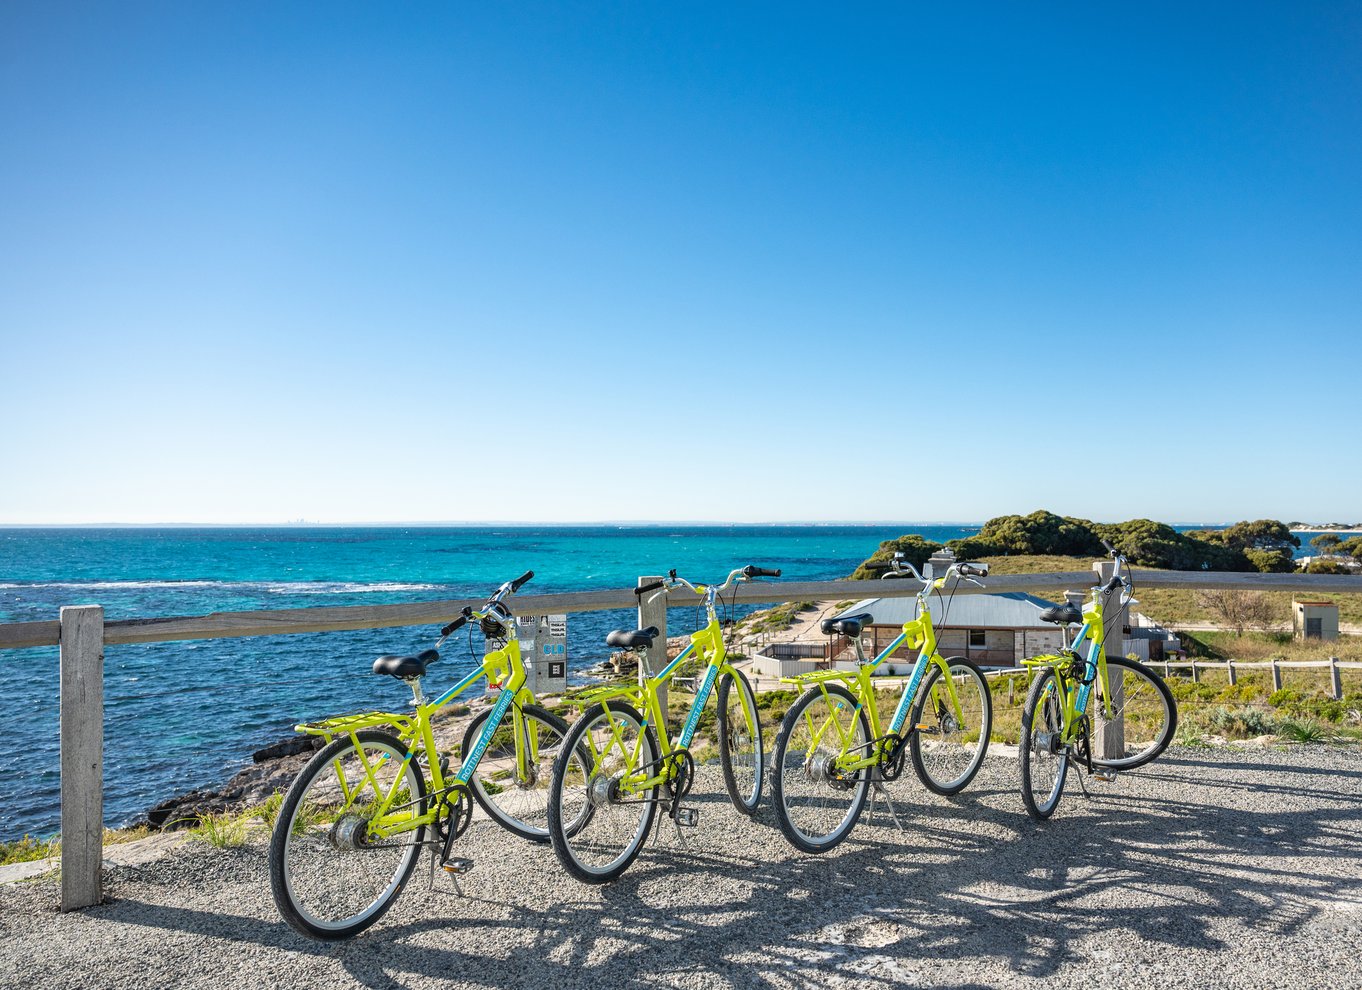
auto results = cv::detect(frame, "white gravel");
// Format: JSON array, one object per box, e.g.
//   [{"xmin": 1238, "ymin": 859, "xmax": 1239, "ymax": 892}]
[{"xmin": 3, "ymin": 745, "xmax": 1361, "ymax": 989}]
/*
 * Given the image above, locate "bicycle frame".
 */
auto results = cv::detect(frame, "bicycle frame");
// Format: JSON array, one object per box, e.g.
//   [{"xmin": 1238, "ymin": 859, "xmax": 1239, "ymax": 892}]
[
  {"xmin": 782, "ymin": 580, "xmax": 971, "ymax": 774},
  {"xmin": 575, "ymin": 585, "xmax": 758, "ymax": 796},
  {"xmin": 293, "ymin": 627, "xmax": 542, "ymax": 839},
  {"xmin": 1023, "ymin": 586, "xmax": 1116, "ymax": 745}
]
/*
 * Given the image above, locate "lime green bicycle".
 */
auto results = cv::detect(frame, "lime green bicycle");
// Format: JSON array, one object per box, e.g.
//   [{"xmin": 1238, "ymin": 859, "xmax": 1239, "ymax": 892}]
[
  {"xmin": 269, "ymin": 571, "xmax": 572, "ymax": 939},
  {"xmin": 1019, "ymin": 542, "xmax": 1178, "ymax": 819},
  {"xmin": 546, "ymin": 565, "xmax": 778, "ymax": 883},
  {"xmin": 771, "ymin": 553, "xmax": 994, "ymax": 853}
]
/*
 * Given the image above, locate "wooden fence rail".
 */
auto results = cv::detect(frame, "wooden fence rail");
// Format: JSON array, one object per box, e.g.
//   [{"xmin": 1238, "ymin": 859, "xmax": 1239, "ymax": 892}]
[{"xmin": 2, "ymin": 566, "xmax": 1358, "ymax": 910}]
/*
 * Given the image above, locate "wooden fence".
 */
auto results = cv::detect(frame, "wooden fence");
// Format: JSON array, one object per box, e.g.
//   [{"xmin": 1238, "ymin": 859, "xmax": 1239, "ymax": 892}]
[{"xmin": 1, "ymin": 566, "xmax": 1358, "ymax": 911}]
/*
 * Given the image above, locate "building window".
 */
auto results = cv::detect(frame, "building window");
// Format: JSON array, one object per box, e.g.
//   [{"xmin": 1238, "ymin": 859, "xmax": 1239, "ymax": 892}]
[{"xmin": 968, "ymin": 630, "xmax": 986, "ymax": 649}]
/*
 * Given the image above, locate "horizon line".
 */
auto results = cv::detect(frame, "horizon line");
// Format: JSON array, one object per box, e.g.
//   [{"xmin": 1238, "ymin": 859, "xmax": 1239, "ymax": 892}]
[{"xmin": 0, "ymin": 518, "xmax": 1256, "ymax": 529}]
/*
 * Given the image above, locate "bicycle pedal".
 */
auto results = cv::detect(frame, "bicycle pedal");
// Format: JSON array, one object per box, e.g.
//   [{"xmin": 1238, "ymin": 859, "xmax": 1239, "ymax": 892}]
[
  {"xmin": 1093, "ymin": 771, "xmax": 1118, "ymax": 783},
  {"xmin": 674, "ymin": 808, "xmax": 699, "ymax": 827},
  {"xmin": 441, "ymin": 857, "xmax": 475, "ymax": 874}
]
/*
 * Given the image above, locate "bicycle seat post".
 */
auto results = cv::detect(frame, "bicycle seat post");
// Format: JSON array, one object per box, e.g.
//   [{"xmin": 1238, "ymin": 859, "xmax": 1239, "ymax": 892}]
[{"xmin": 853, "ymin": 636, "xmax": 870, "ymax": 665}]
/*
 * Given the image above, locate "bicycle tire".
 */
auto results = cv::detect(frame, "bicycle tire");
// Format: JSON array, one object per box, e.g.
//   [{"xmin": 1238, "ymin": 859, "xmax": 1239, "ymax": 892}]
[
  {"xmin": 716, "ymin": 668, "xmax": 764, "ymax": 815},
  {"xmin": 909, "ymin": 656, "xmax": 993, "ymax": 796},
  {"xmin": 461, "ymin": 703, "xmax": 571, "ymax": 842},
  {"xmin": 770, "ymin": 683, "xmax": 872, "ymax": 854},
  {"xmin": 547, "ymin": 700, "xmax": 659, "ymax": 884},
  {"xmin": 1089, "ymin": 657, "xmax": 1178, "ymax": 770},
  {"xmin": 269, "ymin": 729, "xmax": 427, "ymax": 940},
  {"xmin": 1019, "ymin": 668, "xmax": 1068, "ymax": 820}
]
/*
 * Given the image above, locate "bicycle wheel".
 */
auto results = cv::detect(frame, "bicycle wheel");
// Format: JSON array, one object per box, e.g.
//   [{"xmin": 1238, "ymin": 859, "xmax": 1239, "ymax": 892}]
[
  {"xmin": 547, "ymin": 700, "xmax": 659, "ymax": 884},
  {"xmin": 461, "ymin": 703, "xmax": 571, "ymax": 842},
  {"xmin": 1019, "ymin": 669, "xmax": 1068, "ymax": 820},
  {"xmin": 270, "ymin": 729, "xmax": 427, "ymax": 940},
  {"xmin": 771, "ymin": 683, "xmax": 872, "ymax": 854},
  {"xmin": 717, "ymin": 669, "xmax": 764, "ymax": 815},
  {"xmin": 909, "ymin": 656, "xmax": 993, "ymax": 796},
  {"xmin": 1090, "ymin": 657, "xmax": 1177, "ymax": 770}
]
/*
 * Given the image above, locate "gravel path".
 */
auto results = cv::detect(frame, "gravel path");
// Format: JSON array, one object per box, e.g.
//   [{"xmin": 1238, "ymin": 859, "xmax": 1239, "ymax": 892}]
[{"xmin": 3, "ymin": 746, "xmax": 1361, "ymax": 989}]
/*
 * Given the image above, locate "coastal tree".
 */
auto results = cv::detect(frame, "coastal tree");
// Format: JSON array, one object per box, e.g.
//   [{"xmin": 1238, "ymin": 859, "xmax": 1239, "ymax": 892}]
[
  {"xmin": 850, "ymin": 534, "xmax": 943, "ymax": 580},
  {"xmin": 1311, "ymin": 534, "xmax": 1342, "ymax": 554},
  {"xmin": 969, "ymin": 510, "xmax": 1105, "ymax": 557},
  {"xmin": 1194, "ymin": 589, "xmax": 1278, "ymax": 636},
  {"xmin": 1190, "ymin": 519, "xmax": 1299, "ymax": 573}
]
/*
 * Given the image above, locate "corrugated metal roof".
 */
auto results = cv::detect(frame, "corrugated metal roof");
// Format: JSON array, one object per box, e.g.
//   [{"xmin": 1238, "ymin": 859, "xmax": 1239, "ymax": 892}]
[{"xmin": 835, "ymin": 592, "xmax": 1063, "ymax": 629}]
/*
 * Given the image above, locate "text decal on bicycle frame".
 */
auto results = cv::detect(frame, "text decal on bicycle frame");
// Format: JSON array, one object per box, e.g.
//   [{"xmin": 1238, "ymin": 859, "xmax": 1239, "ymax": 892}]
[
  {"xmin": 888, "ymin": 646, "xmax": 934, "ymax": 734},
  {"xmin": 679, "ymin": 663, "xmax": 720, "ymax": 748},
  {"xmin": 455, "ymin": 686, "xmax": 517, "ymax": 784}
]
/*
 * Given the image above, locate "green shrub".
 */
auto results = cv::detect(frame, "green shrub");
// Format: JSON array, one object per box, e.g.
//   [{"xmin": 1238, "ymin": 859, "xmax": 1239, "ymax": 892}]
[
  {"xmin": 1278, "ymin": 718, "xmax": 1327, "ymax": 743},
  {"xmin": 0, "ymin": 834, "xmax": 58, "ymax": 866},
  {"xmin": 1205, "ymin": 705, "xmax": 1277, "ymax": 739},
  {"xmin": 1268, "ymin": 688, "xmax": 1302, "ymax": 707}
]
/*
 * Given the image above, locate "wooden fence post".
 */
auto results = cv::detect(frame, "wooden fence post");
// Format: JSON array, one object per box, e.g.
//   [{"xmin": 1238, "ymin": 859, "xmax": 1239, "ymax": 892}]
[
  {"xmin": 60, "ymin": 605, "xmax": 104, "ymax": 912},
  {"xmin": 1092, "ymin": 561, "xmax": 1126, "ymax": 761},
  {"xmin": 1191, "ymin": 661, "xmax": 1200, "ymax": 685},
  {"xmin": 1330, "ymin": 658, "xmax": 1342, "ymax": 700},
  {"xmin": 1226, "ymin": 660, "xmax": 1237, "ymax": 686},
  {"xmin": 1271, "ymin": 659, "xmax": 1282, "ymax": 692},
  {"xmin": 637, "ymin": 577, "xmax": 668, "ymax": 731}
]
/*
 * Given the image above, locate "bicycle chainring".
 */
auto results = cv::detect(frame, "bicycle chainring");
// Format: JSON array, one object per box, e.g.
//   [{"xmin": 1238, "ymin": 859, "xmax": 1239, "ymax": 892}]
[{"xmin": 878, "ymin": 733, "xmax": 909, "ymax": 782}]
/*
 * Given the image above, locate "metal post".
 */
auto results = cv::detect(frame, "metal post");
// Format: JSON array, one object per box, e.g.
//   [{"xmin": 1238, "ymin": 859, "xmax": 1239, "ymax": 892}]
[
  {"xmin": 637, "ymin": 576, "xmax": 668, "ymax": 732},
  {"xmin": 60, "ymin": 605, "xmax": 104, "ymax": 911},
  {"xmin": 1330, "ymin": 658, "xmax": 1342, "ymax": 700},
  {"xmin": 1092, "ymin": 561, "xmax": 1126, "ymax": 761}
]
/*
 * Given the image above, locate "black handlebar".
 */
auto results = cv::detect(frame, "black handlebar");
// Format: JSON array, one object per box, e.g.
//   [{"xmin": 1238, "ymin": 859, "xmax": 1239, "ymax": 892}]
[
  {"xmin": 1102, "ymin": 574, "xmax": 1124, "ymax": 594},
  {"xmin": 511, "ymin": 570, "xmax": 534, "ymax": 592},
  {"xmin": 440, "ymin": 606, "xmax": 473, "ymax": 637},
  {"xmin": 1101, "ymin": 539, "xmax": 1116, "ymax": 554},
  {"xmin": 634, "ymin": 580, "xmax": 665, "ymax": 596},
  {"xmin": 958, "ymin": 563, "xmax": 989, "ymax": 578},
  {"xmin": 743, "ymin": 565, "xmax": 781, "ymax": 578}
]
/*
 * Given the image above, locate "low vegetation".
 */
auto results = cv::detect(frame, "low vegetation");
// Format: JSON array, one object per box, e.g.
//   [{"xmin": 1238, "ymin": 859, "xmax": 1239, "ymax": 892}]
[{"xmin": 1, "ymin": 824, "xmax": 154, "ymax": 868}]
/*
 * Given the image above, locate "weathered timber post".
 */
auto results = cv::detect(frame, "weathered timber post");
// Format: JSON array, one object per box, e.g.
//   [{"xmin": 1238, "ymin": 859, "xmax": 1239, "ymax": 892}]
[
  {"xmin": 1191, "ymin": 661, "xmax": 1200, "ymax": 684},
  {"xmin": 1330, "ymin": 658, "xmax": 1342, "ymax": 700},
  {"xmin": 1093, "ymin": 561, "xmax": 1126, "ymax": 761},
  {"xmin": 1227, "ymin": 660, "xmax": 1237, "ymax": 687},
  {"xmin": 60, "ymin": 605, "xmax": 104, "ymax": 911},
  {"xmin": 637, "ymin": 577, "xmax": 668, "ymax": 731},
  {"xmin": 1271, "ymin": 659, "xmax": 1283, "ymax": 692}
]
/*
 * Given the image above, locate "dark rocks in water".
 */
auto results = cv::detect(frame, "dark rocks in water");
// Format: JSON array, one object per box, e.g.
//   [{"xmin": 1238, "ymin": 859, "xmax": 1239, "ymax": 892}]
[
  {"xmin": 252, "ymin": 735, "xmax": 323, "ymax": 763},
  {"xmin": 141, "ymin": 736, "xmax": 324, "ymax": 830}
]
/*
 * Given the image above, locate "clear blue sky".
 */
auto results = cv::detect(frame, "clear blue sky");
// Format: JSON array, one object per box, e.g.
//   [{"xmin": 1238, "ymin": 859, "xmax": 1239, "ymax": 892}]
[{"xmin": 2, "ymin": 3, "xmax": 1358, "ymax": 524}]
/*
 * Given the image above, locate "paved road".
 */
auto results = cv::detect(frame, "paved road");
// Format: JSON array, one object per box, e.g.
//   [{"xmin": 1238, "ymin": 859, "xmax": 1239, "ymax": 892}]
[{"xmin": 3, "ymin": 747, "xmax": 1361, "ymax": 989}]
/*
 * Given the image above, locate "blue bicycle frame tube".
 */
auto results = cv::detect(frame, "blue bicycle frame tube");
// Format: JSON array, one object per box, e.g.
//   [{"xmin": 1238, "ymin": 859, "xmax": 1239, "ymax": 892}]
[{"xmin": 433, "ymin": 665, "xmax": 487, "ymax": 708}]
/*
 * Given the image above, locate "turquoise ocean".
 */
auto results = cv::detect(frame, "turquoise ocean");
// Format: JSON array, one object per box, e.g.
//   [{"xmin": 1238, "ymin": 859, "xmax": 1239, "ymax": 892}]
[{"xmin": 0, "ymin": 524, "xmax": 1321, "ymax": 840}]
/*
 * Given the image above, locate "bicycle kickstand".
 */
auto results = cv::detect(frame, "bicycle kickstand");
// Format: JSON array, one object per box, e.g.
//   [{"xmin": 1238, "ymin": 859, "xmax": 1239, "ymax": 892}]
[{"xmin": 868, "ymin": 776, "xmax": 908, "ymax": 834}]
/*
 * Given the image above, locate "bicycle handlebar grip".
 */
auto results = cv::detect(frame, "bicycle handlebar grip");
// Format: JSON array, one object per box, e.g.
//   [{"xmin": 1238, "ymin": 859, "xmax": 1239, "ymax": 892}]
[
  {"xmin": 510, "ymin": 570, "xmax": 534, "ymax": 592},
  {"xmin": 1102, "ymin": 574, "xmax": 1123, "ymax": 594},
  {"xmin": 742, "ymin": 566, "xmax": 782, "ymax": 578},
  {"xmin": 635, "ymin": 580, "xmax": 666, "ymax": 596},
  {"xmin": 958, "ymin": 563, "xmax": 989, "ymax": 577},
  {"xmin": 1101, "ymin": 539, "xmax": 1116, "ymax": 554},
  {"xmin": 440, "ymin": 614, "xmax": 469, "ymax": 637}
]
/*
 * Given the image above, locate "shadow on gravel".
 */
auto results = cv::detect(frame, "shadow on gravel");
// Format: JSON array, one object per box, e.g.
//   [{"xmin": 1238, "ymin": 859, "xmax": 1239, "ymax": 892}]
[{"xmin": 96, "ymin": 752, "xmax": 1362, "ymax": 989}]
